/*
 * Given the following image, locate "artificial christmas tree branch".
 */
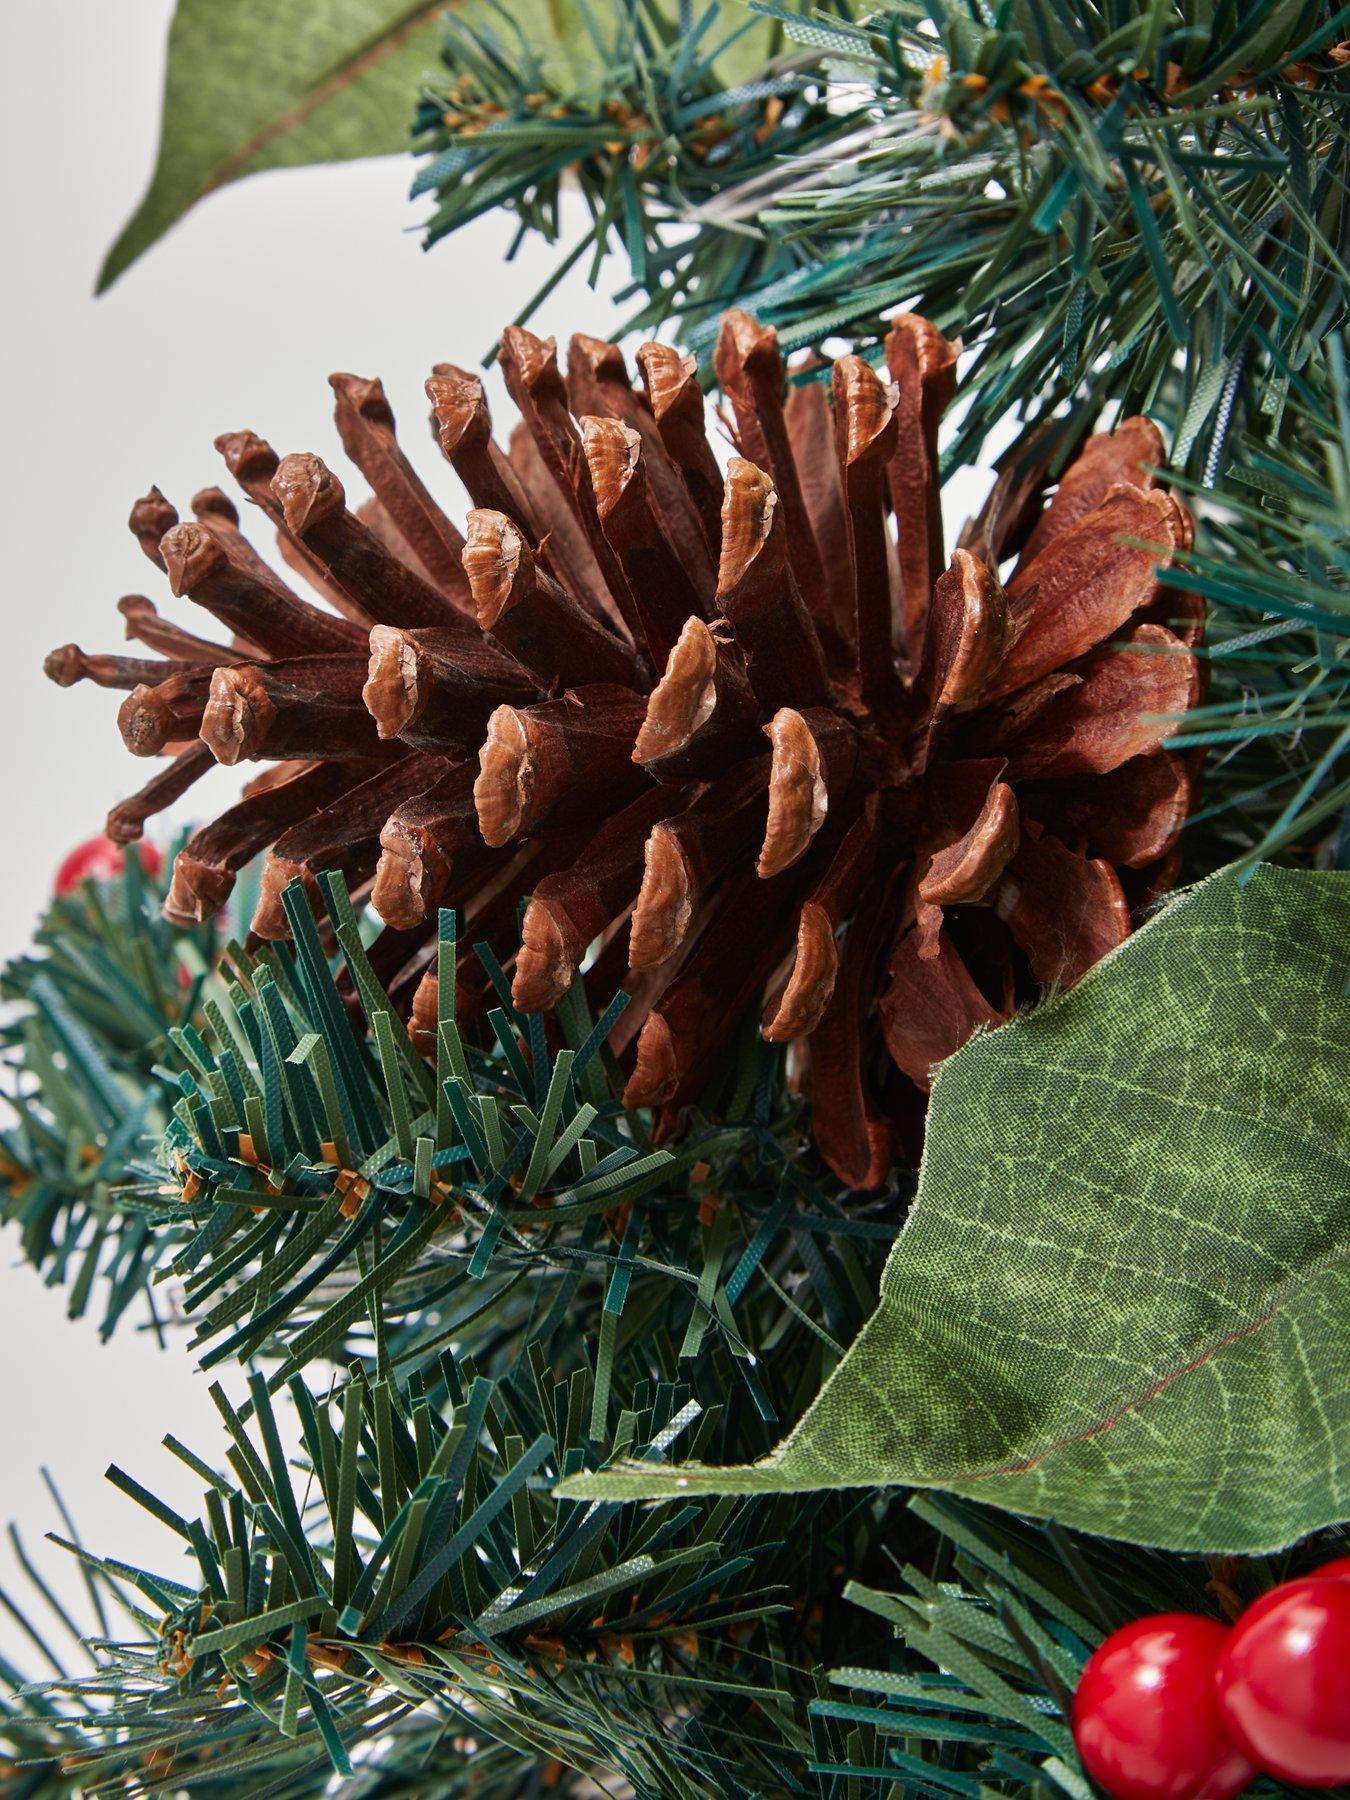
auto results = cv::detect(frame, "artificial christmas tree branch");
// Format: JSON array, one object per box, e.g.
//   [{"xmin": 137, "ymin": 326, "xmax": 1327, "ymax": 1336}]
[
  {"xmin": 411, "ymin": 1, "xmax": 1350, "ymax": 858},
  {"xmin": 0, "ymin": 849, "xmax": 882, "ymax": 1350},
  {"xmin": 0, "ymin": 856, "xmax": 900, "ymax": 1800},
  {"xmin": 2, "ymin": 860, "xmax": 1346, "ymax": 1794},
  {"xmin": 414, "ymin": 0, "xmax": 1349, "ymax": 479},
  {"xmin": 1163, "ymin": 338, "xmax": 1350, "ymax": 864},
  {"xmin": 0, "ymin": 850, "xmax": 216, "ymax": 1340},
  {"xmin": 5, "ymin": 1382, "xmax": 1347, "ymax": 1796},
  {"xmin": 0, "ymin": 876, "xmax": 914, "ymax": 1798}
]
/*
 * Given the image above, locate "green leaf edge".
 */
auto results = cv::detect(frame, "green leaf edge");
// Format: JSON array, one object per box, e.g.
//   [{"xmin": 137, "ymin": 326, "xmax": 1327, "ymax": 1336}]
[{"xmin": 558, "ymin": 862, "xmax": 1350, "ymax": 1555}]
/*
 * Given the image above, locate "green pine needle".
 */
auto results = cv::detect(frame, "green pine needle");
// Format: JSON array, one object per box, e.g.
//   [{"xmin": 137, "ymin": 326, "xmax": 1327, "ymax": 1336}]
[
  {"xmin": 0, "ymin": 846, "xmax": 220, "ymax": 1341},
  {"xmin": 3, "ymin": 867, "xmax": 1348, "ymax": 1794},
  {"xmin": 6, "ymin": 1425, "xmax": 1347, "ymax": 1795},
  {"xmin": 413, "ymin": 0, "xmax": 1349, "ymax": 481},
  {"xmin": 411, "ymin": 0, "xmax": 1350, "ymax": 857},
  {"xmin": 1169, "ymin": 337, "xmax": 1350, "ymax": 866}
]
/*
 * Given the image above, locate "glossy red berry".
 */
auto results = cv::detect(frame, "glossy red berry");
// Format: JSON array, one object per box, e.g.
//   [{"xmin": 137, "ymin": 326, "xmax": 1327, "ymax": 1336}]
[
  {"xmin": 54, "ymin": 836, "xmax": 162, "ymax": 894},
  {"xmin": 1216, "ymin": 1576, "xmax": 1350, "ymax": 1786},
  {"xmin": 1073, "ymin": 1614, "xmax": 1256, "ymax": 1800},
  {"xmin": 1232, "ymin": 1557, "xmax": 1350, "ymax": 1637}
]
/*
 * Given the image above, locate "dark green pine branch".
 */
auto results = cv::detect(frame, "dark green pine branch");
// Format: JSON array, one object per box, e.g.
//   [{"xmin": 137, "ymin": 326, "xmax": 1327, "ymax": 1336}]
[
  {"xmin": 413, "ymin": 0, "xmax": 1350, "ymax": 477},
  {"xmin": 811, "ymin": 1494, "xmax": 1349, "ymax": 1799},
  {"xmin": 0, "ymin": 847, "xmax": 220, "ymax": 1342},
  {"xmin": 0, "ymin": 875, "xmax": 913, "ymax": 1797},
  {"xmin": 3, "ymin": 868, "xmax": 1348, "ymax": 1794},
  {"xmin": 90, "ymin": 863, "xmax": 902, "ymax": 1385},
  {"xmin": 0, "ymin": 850, "xmax": 897, "ymax": 1370},
  {"xmin": 410, "ymin": 0, "xmax": 852, "ymax": 357},
  {"xmin": 412, "ymin": 0, "xmax": 1350, "ymax": 862},
  {"xmin": 1166, "ymin": 335, "xmax": 1350, "ymax": 867},
  {"xmin": 9, "ymin": 1355, "xmax": 907, "ymax": 1797},
  {"xmin": 688, "ymin": 0, "xmax": 1350, "ymax": 477},
  {"xmin": 5, "ymin": 1402, "xmax": 1346, "ymax": 1796}
]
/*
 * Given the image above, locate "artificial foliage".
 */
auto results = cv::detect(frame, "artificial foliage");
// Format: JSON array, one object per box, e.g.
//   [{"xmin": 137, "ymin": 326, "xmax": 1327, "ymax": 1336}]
[
  {"xmin": 566, "ymin": 863, "xmax": 1350, "ymax": 1554},
  {"xmin": 411, "ymin": 0, "xmax": 848, "ymax": 331},
  {"xmin": 414, "ymin": 0, "xmax": 1349, "ymax": 476},
  {"xmin": 12, "ymin": 2, "xmax": 1347, "ymax": 1788},
  {"xmin": 99, "ymin": 0, "xmax": 453, "ymax": 292},
  {"xmin": 1160, "ymin": 341, "xmax": 1350, "ymax": 866},
  {"xmin": 98, "ymin": 0, "xmax": 795, "ymax": 293},
  {"xmin": 0, "ymin": 863, "xmax": 896, "ymax": 1795},
  {"xmin": 46, "ymin": 306, "xmax": 1207, "ymax": 1187},
  {"xmin": 1, "ymin": 862, "xmax": 1347, "ymax": 1798},
  {"xmin": 0, "ymin": 847, "xmax": 218, "ymax": 1340},
  {"xmin": 412, "ymin": 0, "xmax": 1350, "ymax": 862}
]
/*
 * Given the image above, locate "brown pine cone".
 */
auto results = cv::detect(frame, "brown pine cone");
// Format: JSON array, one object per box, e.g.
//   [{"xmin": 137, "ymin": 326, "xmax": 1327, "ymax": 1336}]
[{"xmin": 47, "ymin": 310, "xmax": 1203, "ymax": 1185}]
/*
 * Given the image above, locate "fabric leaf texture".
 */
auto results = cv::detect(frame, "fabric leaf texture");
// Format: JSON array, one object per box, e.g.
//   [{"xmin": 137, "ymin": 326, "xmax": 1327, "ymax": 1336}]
[
  {"xmin": 560, "ymin": 865, "xmax": 1350, "ymax": 1554},
  {"xmin": 101, "ymin": 0, "xmax": 468, "ymax": 289}
]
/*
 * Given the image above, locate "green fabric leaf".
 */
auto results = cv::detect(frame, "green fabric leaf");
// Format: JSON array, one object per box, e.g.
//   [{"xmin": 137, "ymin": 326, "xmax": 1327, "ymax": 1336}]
[
  {"xmin": 102, "ymin": 0, "xmax": 741, "ymax": 290},
  {"xmin": 561, "ymin": 866, "xmax": 1350, "ymax": 1554},
  {"xmin": 99, "ymin": 0, "xmax": 451, "ymax": 290}
]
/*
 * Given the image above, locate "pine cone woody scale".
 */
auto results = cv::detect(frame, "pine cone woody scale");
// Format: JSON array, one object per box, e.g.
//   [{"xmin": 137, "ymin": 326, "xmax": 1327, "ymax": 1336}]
[{"xmin": 50, "ymin": 310, "xmax": 1203, "ymax": 1185}]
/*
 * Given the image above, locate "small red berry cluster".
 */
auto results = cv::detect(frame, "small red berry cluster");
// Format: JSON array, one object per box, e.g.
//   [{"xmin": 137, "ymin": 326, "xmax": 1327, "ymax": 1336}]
[
  {"xmin": 54, "ymin": 834, "xmax": 163, "ymax": 894},
  {"xmin": 1072, "ymin": 1556, "xmax": 1350, "ymax": 1799}
]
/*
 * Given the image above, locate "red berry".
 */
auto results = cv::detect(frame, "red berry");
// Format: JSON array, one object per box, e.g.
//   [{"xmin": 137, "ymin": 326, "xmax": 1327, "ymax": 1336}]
[
  {"xmin": 1230, "ymin": 1558, "xmax": 1350, "ymax": 1637},
  {"xmin": 54, "ymin": 836, "xmax": 163, "ymax": 894},
  {"xmin": 1216, "ymin": 1577, "xmax": 1350, "ymax": 1786},
  {"xmin": 1073, "ymin": 1615, "xmax": 1256, "ymax": 1800}
]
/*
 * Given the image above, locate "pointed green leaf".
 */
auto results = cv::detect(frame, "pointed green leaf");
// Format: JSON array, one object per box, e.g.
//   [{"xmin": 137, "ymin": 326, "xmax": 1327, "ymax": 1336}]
[
  {"xmin": 561, "ymin": 866, "xmax": 1350, "ymax": 1553},
  {"xmin": 99, "ymin": 0, "xmax": 450, "ymax": 290}
]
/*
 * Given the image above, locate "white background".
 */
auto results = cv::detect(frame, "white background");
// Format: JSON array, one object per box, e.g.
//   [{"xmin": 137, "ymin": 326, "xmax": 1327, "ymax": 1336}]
[{"xmin": 0, "ymin": 2, "xmax": 626, "ymax": 1670}]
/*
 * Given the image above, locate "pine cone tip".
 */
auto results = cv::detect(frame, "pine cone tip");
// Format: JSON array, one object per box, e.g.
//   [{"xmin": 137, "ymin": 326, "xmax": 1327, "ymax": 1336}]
[{"xmin": 51, "ymin": 307, "xmax": 1204, "ymax": 1184}]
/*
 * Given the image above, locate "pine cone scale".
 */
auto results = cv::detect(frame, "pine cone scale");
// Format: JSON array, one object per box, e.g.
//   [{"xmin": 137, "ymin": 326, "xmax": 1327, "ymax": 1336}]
[
  {"xmin": 884, "ymin": 316, "xmax": 959, "ymax": 667},
  {"xmin": 993, "ymin": 484, "xmax": 1187, "ymax": 698},
  {"xmin": 569, "ymin": 333, "xmax": 714, "ymax": 587},
  {"xmin": 833, "ymin": 354, "xmax": 901, "ymax": 706},
  {"xmin": 1038, "ymin": 751, "xmax": 1193, "ymax": 869},
  {"xmin": 763, "ymin": 801, "xmax": 879, "ymax": 1044},
  {"xmin": 51, "ymin": 307, "xmax": 1205, "ymax": 1182},
  {"xmin": 328, "ymin": 371, "xmax": 472, "ymax": 605},
  {"xmin": 715, "ymin": 309, "xmax": 829, "ymax": 610},
  {"xmin": 716, "ymin": 459, "xmax": 831, "ymax": 715}
]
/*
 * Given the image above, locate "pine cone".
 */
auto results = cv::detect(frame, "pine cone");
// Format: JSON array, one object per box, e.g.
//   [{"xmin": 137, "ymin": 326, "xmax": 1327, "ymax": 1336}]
[{"xmin": 47, "ymin": 311, "xmax": 1203, "ymax": 1185}]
